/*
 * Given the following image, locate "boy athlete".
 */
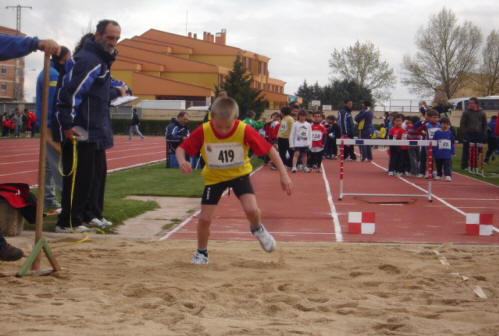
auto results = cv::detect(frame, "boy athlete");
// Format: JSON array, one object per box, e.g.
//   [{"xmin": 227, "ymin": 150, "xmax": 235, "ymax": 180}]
[{"xmin": 176, "ymin": 96, "xmax": 293, "ymax": 264}]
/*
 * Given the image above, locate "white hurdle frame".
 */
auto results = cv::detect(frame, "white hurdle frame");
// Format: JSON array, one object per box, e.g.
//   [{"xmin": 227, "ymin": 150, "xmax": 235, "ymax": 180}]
[{"xmin": 336, "ymin": 139, "xmax": 438, "ymax": 202}]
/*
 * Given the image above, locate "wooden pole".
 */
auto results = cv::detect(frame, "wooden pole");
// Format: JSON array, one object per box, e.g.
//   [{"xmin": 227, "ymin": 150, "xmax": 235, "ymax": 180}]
[{"xmin": 32, "ymin": 53, "xmax": 50, "ymax": 270}]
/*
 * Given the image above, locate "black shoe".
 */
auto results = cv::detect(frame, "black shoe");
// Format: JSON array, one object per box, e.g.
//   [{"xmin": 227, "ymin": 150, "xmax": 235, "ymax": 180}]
[{"xmin": 0, "ymin": 243, "xmax": 24, "ymax": 261}]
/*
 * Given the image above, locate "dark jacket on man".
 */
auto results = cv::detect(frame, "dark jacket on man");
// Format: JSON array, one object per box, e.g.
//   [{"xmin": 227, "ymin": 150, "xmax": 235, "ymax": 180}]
[
  {"xmin": 459, "ymin": 107, "xmax": 488, "ymax": 141},
  {"xmin": 166, "ymin": 118, "xmax": 190, "ymax": 153},
  {"xmin": 338, "ymin": 105, "xmax": 354, "ymax": 138},
  {"xmin": 355, "ymin": 108, "xmax": 373, "ymax": 138},
  {"xmin": 54, "ymin": 38, "xmax": 122, "ymax": 149}
]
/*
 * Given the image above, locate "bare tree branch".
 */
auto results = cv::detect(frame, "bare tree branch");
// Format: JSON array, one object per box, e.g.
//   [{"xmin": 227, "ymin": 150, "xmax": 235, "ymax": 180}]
[
  {"xmin": 329, "ymin": 40, "xmax": 396, "ymax": 101},
  {"xmin": 402, "ymin": 8, "xmax": 482, "ymax": 100}
]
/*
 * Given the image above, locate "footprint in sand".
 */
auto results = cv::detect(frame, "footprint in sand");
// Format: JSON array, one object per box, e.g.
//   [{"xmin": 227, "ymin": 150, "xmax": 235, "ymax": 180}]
[{"xmin": 378, "ymin": 264, "xmax": 401, "ymax": 274}]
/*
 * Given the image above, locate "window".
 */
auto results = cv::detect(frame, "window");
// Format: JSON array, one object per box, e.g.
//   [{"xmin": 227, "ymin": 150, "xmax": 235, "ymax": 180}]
[
  {"xmin": 258, "ymin": 62, "xmax": 262, "ymax": 74},
  {"xmin": 1, "ymin": 65, "xmax": 6, "ymax": 76},
  {"xmin": 1, "ymin": 82, "xmax": 6, "ymax": 92}
]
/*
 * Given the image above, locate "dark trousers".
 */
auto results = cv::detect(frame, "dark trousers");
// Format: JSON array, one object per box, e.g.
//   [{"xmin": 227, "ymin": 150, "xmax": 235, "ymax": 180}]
[
  {"xmin": 408, "ymin": 147, "xmax": 420, "ymax": 175},
  {"xmin": 419, "ymin": 148, "xmax": 427, "ymax": 175},
  {"xmin": 389, "ymin": 146, "xmax": 401, "ymax": 173},
  {"xmin": 0, "ymin": 233, "xmax": 5, "ymax": 247},
  {"xmin": 461, "ymin": 135, "xmax": 485, "ymax": 169},
  {"xmin": 436, "ymin": 158, "xmax": 452, "ymax": 176},
  {"xmin": 2, "ymin": 126, "xmax": 9, "ymax": 137},
  {"xmin": 485, "ymin": 137, "xmax": 498, "ymax": 162},
  {"xmin": 310, "ymin": 150, "xmax": 323, "ymax": 167},
  {"xmin": 57, "ymin": 141, "xmax": 106, "ymax": 227},
  {"xmin": 344, "ymin": 145, "xmax": 356, "ymax": 160},
  {"xmin": 278, "ymin": 137, "xmax": 292, "ymax": 167},
  {"xmin": 324, "ymin": 137, "xmax": 337, "ymax": 156}
]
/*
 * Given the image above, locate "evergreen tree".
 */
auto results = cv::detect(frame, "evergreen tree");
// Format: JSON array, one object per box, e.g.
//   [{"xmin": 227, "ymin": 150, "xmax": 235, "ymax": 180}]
[{"xmin": 216, "ymin": 56, "xmax": 268, "ymax": 119}]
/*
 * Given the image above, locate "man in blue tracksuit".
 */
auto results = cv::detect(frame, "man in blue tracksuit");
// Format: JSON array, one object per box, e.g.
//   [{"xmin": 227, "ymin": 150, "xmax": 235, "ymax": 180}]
[
  {"xmin": 338, "ymin": 99, "xmax": 356, "ymax": 160},
  {"xmin": 53, "ymin": 20, "xmax": 127, "ymax": 233},
  {"xmin": 0, "ymin": 33, "xmax": 60, "ymax": 261},
  {"xmin": 165, "ymin": 111, "xmax": 190, "ymax": 168},
  {"xmin": 355, "ymin": 100, "xmax": 374, "ymax": 161}
]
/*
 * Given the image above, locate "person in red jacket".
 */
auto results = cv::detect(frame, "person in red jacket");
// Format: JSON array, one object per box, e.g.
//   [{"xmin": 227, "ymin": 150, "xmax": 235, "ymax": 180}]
[
  {"xmin": 263, "ymin": 112, "xmax": 281, "ymax": 168},
  {"xmin": 310, "ymin": 111, "xmax": 327, "ymax": 172},
  {"xmin": 495, "ymin": 111, "xmax": 499, "ymax": 137},
  {"xmin": 24, "ymin": 109, "xmax": 36, "ymax": 137}
]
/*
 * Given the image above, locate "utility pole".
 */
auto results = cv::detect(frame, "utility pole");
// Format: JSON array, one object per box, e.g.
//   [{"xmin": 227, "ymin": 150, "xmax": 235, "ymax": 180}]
[
  {"xmin": 5, "ymin": 4, "xmax": 32, "ymax": 101},
  {"xmin": 6, "ymin": 4, "xmax": 32, "ymax": 34}
]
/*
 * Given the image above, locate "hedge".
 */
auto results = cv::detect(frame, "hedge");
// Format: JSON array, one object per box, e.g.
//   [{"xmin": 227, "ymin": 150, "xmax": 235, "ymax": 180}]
[{"xmin": 111, "ymin": 119, "xmax": 204, "ymax": 136}]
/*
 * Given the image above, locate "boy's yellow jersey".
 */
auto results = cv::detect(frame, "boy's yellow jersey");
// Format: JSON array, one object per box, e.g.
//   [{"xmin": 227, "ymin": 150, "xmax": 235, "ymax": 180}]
[
  {"xmin": 277, "ymin": 115, "xmax": 295, "ymax": 139},
  {"xmin": 201, "ymin": 121, "xmax": 253, "ymax": 185}
]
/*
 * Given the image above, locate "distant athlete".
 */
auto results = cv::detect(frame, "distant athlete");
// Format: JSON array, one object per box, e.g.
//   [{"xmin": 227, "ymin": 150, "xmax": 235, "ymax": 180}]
[{"xmin": 176, "ymin": 96, "xmax": 292, "ymax": 264}]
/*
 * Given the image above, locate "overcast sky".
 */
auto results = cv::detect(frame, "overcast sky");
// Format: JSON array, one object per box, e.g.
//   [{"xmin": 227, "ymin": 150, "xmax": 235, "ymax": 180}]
[{"xmin": 2, "ymin": 0, "xmax": 499, "ymax": 104}]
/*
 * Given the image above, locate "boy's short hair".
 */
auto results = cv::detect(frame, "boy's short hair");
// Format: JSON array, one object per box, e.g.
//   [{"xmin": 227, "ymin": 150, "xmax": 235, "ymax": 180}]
[
  {"xmin": 440, "ymin": 117, "xmax": 450, "ymax": 124},
  {"xmin": 326, "ymin": 115, "xmax": 336, "ymax": 121},
  {"xmin": 427, "ymin": 109, "xmax": 439, "ymax": 117},
  {"xmin": 393, "ymin": 113, "xmax": 403, "ymax": 121},
  {"xmin": 297, "ymin": 109, "xmax": 307, "ymax": 118},
  {"xmin": 410, "ymin": 116, "xmax": 420, "ymax": 123},
  {"xmin": 271, "ymin": 112, "xmax": 280, "ymax": 118},
  {"xmin": 281, "ymin": 106, "xmax": 291, "ymax": 116},
  {"xmin": 211, "ymin": 96, "xmax": 239, "ymax": 120},
  {"xmin": 312, "ymin": 110, "xmax": 321, "ymax": 116},
  {"xmin": 177, "ymin": 111, "xmax": 188, "ymax": 118}
]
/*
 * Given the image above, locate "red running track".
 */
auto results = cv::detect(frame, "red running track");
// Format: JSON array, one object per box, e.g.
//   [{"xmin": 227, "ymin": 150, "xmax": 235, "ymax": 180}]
[
  {"xmin": 167, "ymin": 148, "xmax": 499, "ymax": 245},
  {"xmin": 0, "ymin": 136, "xmax": 166, "ymax": 186}
]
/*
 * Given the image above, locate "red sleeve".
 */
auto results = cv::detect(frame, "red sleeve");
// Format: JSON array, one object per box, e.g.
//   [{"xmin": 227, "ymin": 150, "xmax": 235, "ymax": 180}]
[
  {"xmin": 244, "ymin": 125, "xmax": 272, "ymax": 155},
  {"xmin": 495, "ymin": 112, "xmax": 499, "ymax": 136},
  {"xmin": 388, "ymin": 128, "xmax": 396, "ymax": 136},
  {"xmin": 179, "ymin": 125, "xmax": 204, "ymax": 156}
]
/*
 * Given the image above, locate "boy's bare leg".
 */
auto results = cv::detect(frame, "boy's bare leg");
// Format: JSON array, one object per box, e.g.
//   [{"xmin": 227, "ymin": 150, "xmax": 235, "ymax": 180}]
[
  {"xmin": 197, "ymin": 204, "xmax": 217, "ymax": 249},
  {"xmin": 239, "ymin": 193, "xmax": 261, "ymax": 228},
  {"xmin": 292, "ymin": 151, "xmax": 299, "ymax": 168}
]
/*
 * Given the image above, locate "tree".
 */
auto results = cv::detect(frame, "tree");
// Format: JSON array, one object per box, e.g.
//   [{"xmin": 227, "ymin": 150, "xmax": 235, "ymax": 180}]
[
  {"xmin": 295, "ymin": 80, "xmax": 322, "ymax": 107},
  {"xmin": 216, "ymin": 56, "xmax": 268, "ymax": 120},
  {"xmin": 402, "ymin": 8, "xmax": 482, "ymax": 100},
  {"xmin": 295, "ymin": 79, "xmax": 373, "ymax": 110},
  {"xmin": 479, "ymin": 30, "xmax": 499, "ymax": 96},
  {"xmin": 329, "ymin": 40, "xmax": 395, "ymax": 101}
]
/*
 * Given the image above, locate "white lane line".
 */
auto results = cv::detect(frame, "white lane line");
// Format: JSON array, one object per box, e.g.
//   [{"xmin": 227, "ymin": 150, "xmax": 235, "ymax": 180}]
[
  {"xmin": 444, "ymin": 198, "xmax": 499, "ymax": 201},
  {"xmin": 159, "ymin": 165, "xmax": 264, "ymax": 242},
  {"xmin": 171, "ymin": 230, "xmax": 340, "ymax": 235},
  {"xmin": 107, "ymin": 151, "xmax": 165, "ymax": 161},
  {"xmin": 0, "ymin": 169, "xmax": 37, "ymax": 177},
  {"xmin": 321, "ymin": 163, "xmax": 343, "ymax": 242},
  {"xmin": 107, "ymin": 159, "xmax": 165, "ymax": 173},
  {"xmin": 159, "ymin": 210, "xmax": 201, "ymax": 241},
  {"xmin": 370, "ymin": 161, "xmax": 467, "ymax": 216}
]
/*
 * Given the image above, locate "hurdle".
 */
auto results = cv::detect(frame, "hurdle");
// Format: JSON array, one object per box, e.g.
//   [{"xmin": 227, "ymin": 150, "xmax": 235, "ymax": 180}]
[
  {"xmin": 468, "ymin": 142, "xmax": 484, "ymax": 176},
  {"xmin": 336, "ymin": 139, "xmax": 437, "ymax": 202}
]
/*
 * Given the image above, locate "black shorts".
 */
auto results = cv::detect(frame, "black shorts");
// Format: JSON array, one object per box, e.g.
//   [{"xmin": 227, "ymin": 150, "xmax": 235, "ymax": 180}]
[
  {"xmin": 201, "ymin": 174, "xmax": 254, "ymax": 205},
  {"xmin": 294, "ymin": 146, "xmax": 309, "ymax": 153}
]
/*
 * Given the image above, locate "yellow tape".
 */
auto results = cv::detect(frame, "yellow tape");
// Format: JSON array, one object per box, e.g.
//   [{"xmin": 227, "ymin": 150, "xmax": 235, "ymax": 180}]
[{"xmin": 54, "ymin": 137, "xmax": 105, "ymax": 249}]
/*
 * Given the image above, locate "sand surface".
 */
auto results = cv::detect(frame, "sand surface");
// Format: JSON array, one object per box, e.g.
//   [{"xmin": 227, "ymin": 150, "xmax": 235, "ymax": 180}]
[{"xmin": 1, "ymin": 234, "xmax": 499, "ymax": 336}]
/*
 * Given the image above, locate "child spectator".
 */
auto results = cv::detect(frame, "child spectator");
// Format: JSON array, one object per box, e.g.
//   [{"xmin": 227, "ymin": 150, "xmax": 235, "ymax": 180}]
[
  {"xmin": 277, "ymin": 106, "xmax": 297, "ymax": 168},
  {"xmin": 433, "ymin": 117, "xmax": 455, "ymax": 181},
  {"xmin": 406, "ymin": 116, "xmax": 424, "ymax": 176},
  {"xmin": 388, "ymin": 114, "xmax": 406, "ymax": 176},
  {"xmin": 324, "ymin": 115, "xmax": 340, "ymax": 159},
  {"xmin": 175, "ymin": 96, "xmax": 292, "ymax": 264},
  {"xmin": 485, "ymin": 115, "xmax": 497, "ymax": 164},
  {"xmin": 310, "ymin": 111, "xmax": 327, "ymax": 172},
  {"xmin": 263, "ymin": 112, "xmax": 281, "ymax": 167},
  {"xmin": 25, "ymin": 108, "xmax": 36, "ymax": 137},
  {"xmin": 422, "ymin": 109, "xmax": 440, "ymax": 178},
  {"xmin": 290, "ymin": 110, "xmax": 312, "ymax": 173}
]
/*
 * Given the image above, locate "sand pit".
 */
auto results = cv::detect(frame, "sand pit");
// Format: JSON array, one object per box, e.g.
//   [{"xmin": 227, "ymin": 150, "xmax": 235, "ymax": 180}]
[{"xmin": 1, "ymin": 234, "xmax": 498, "ymax": 335}]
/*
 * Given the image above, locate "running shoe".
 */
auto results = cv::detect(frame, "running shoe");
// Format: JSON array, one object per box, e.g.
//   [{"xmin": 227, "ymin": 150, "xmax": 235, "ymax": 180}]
[
  {"xmin": 291, "ymin": 167, "xmax": 297, "ymax": 173},
  {"xmin": 445, "ymin": 176, "xmax": 452, "ymax": 182},
  {"xmin": 303, "ymin": 167, "xmax": 311, "ymax": 173},
  {"xmin": 0, "ymin": 242, "xmax": 23, "ymax": 261},
  {"xmin": 388, "ymin": 171, "xmax": 394, "ymax": 176},
  {"xmin": 252, "ymin": 224, "xmax": 276, "ymax": 253},
  {"xmin": 191, "ymin": 251, "xmax": 208, "ymax": 264},
  {"xmin": 55, "ymin": 225, "xmax": 93, "ymax": 233},
  {"xmin": 434, "ymin": 176, "xmax": 441, "ymax": 180}
]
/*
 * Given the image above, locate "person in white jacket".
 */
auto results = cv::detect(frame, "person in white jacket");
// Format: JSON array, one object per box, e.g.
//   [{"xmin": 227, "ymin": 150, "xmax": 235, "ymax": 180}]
[{"xmin": 289, "ymin": 110, "xmax": 312, "ymax": 172}]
